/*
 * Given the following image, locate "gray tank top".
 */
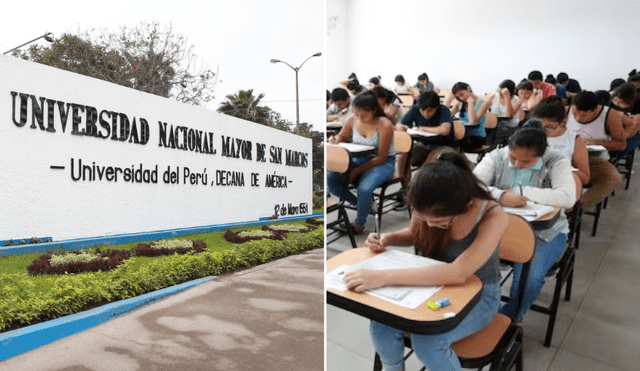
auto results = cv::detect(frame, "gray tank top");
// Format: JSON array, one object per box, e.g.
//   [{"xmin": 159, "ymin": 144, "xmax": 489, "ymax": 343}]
[
  {"xmin": 352, "ymin": 125, "xmax": 396, "ymax": 156},
  {"xmin": 440, "ymin": 200, "xmax": 501, "ymax": 285}
]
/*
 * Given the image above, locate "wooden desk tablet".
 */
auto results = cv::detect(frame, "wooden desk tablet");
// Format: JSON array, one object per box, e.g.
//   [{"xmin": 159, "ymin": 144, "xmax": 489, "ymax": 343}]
[{"xmin": 326, "ymin": 248, "xmax": 483, "ymax": 334}]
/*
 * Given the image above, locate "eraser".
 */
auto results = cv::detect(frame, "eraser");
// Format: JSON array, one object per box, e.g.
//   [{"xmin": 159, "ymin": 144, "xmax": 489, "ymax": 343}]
[
  {"xmin": 426, "ymin": 301, "xmax": 440, "ymax": 310},
  {"xmin": 443, "ymin": 312, "xmax": 456, "ymax": 319},
  {"xmin": 434, "ymin": 297, "xmax": 451, "ymax": 308}
]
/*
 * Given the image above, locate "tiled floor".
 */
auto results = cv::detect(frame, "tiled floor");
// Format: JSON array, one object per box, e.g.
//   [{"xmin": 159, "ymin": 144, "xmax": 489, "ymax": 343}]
[{"xmin": 326, "ymin": 157, "xmax": 640, "ymax": 371}]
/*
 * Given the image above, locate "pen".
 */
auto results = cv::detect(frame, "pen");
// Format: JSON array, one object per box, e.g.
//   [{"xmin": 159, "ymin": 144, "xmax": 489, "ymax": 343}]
[
  {"xmin": 519, "ymin": 182, "xmax": 523, "ymax": 196},
  {"xmin": 375, "ymin": 213, "xmax": 380, "ymax": 240}
]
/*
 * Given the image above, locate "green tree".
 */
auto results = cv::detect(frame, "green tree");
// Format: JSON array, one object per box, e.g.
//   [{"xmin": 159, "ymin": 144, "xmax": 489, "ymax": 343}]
[
  {"xmin": 14, "ymin": 21, "xmax": 217, "ymax": 106},
  {"xmin": 217, "ymin": 89, "xmax": 269, "ymax": 122},
  {"xmin": 298, "ymin": 122, "xmax": 325, "ymax": 191},
  {"xmin": 217, "ymin": 89, "xmax": 292, "ymax": 132},
  {"xmin": 218, "ymin": 90, "xmax": 323, "ymax": 191}
]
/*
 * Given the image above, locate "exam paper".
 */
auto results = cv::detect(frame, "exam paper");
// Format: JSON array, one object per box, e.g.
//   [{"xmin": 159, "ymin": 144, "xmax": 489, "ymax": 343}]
[
  {"xmin": 326, "ymin": 249, "xmax": 445, "ymax": 309},
  {"xmin": 407, "ymin": 128, "xmax": 438, "ymax": 137},
  {"xmin": 337, "ymin": 142, "xmax": 375, "ymax": 153},
  {"xmin": 503, "ymin": 201, "xmax": 555, "ymax": 222}
]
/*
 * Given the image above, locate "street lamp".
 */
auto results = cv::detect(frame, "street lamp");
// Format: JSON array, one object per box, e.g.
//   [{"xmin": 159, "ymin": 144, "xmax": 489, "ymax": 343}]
[
  {"xmin": 270, "ymin": 52, "xmax": 322, "ymax": 135},
  {"xmin": 3, "ymin": 32, "xmax": 55, "ymax": 55}
]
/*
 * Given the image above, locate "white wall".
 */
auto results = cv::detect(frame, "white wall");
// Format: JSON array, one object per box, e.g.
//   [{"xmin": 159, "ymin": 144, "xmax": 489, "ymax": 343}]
[
  {"xmin": 327, "ymin": 0, "xmax": 640, "ymax": 94},
  {"xmin": 0, "ymin": 55, "xmax": 312, "ymax": 241}
]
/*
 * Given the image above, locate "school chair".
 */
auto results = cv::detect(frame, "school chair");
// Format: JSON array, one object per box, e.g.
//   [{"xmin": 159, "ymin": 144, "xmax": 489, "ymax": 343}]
[
  {"xmin": 371, "ymin": 131, "xmax": 413, "ymax": 230},
  {"xmin": 528, "ymin": 243, "xmax": 576, "ymax": 347},
  {"xmin": 373, "ymin": 214, "xmax": 535, "ymax": 371},
  {"xmin": 610, "ymin": 148, "xmax": 635, "ymax": 190},
  {"xmin": 581, "ymin": 182, "xmax": 605, "ymax": 236},
  {"xmin": 453, "ymin": 121, "xmax": 466, "ymax": 141},
  {"xmin": 565, "ymin": 173, "xmax": 584, "ymax": 250},
  {"xmin": 501, "ymin": 175, "xmax": 580, "ymax": 347},
  {"xmin": 326, "ymin": 144, "xmax": 357, "ymax": 248},
  {"xmin": 462, "ymin": 112, "xmax": 497, "ymax": 163},
  {"xmin": 397, "ymin": 94, "xmax": 415, "ymax": 107}
]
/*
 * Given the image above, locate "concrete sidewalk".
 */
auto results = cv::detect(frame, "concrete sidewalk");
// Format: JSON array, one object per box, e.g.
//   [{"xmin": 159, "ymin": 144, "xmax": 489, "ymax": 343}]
[{"xmin": 0, "ymin": 248, "xmax": 324, "ymax": 371}]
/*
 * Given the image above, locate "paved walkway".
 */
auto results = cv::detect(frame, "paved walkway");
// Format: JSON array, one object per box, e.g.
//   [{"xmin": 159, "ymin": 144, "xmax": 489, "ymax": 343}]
[{"xmin": 0, "ymin": 248, "xmax": 324, "ymax": 371}]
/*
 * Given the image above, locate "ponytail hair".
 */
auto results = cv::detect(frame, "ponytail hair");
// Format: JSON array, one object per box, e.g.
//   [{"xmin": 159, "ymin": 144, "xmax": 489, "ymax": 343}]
[{"xmin": 410, "ymin": 149, "xmax": 493, "ymax": 258}]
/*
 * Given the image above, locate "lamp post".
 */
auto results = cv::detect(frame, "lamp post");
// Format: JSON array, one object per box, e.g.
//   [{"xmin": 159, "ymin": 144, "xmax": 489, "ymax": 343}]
[
  {"xmin": 3, "ymin": 32, "xmax": 55, "ymax": 55},
  {"xmin": 270, "ymin": 52, "xmax": 322, "ymax": 135}
]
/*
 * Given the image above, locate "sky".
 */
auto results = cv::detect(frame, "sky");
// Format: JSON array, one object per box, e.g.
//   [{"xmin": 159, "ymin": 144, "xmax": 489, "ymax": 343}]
[{"xmin": 0, "ymin": 0, "xmax": 325, "ymax": 131}]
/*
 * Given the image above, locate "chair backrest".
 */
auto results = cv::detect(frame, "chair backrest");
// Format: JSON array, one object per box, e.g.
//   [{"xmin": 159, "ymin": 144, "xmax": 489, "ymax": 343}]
[
  {"xmin": 484, "ymin": 112, "xmax": 498, "ymax": 129},
  {"xmin": 500, "ymin": 214, "xmax": 535, "ymax": 264},
  {"xmin": 440, "ymin": 89, "xmax": 453, "ymax": 104},
  {"xmin": 394, "ymin": 130, "xmax": 413, "ymax": 154},
  {"xmin": 453, "ymin": 121, "xmax": 466, "ymax": 140},
  {"xmin": 326, "ymin": 144, "xmax": 351, "ymax": 174},
  {"xmin": 397, "ymin": 94, "xmax": 414, "ymax": 107},
  {"xmin": 573, "ymin": 172, "xmax": 582, "ymax": 201}
]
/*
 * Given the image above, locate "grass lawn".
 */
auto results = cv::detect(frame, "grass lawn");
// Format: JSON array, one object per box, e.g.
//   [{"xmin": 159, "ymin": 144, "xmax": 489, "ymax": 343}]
[{"xmin": 0, "ymin": 216, "xmax": 324, "ymax": 332}]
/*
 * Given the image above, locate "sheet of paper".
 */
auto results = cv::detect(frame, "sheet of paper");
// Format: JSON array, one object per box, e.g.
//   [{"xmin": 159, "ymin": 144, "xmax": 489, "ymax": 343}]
[
  {"xmin": 407, "ymin": 128, "xmax": 438, "ymax": 137},
  {"xmin": 503, "ymin": 201, "xmax": 555, "ymax": 221},
  {"xmin": 586, "ymin": 144, "xmax": 607, "ymax": 152},
  {"xmin": 326, "ymin": 249, "xmax": 445, "ymax": 309},
  {"xmin": 337, "ymin": 142, "xmax": 375, "ymax": 153}
]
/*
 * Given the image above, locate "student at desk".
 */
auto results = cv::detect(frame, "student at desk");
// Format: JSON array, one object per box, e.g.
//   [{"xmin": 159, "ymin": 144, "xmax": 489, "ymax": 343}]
[
  {"xmin": 345, "ymin": 150, "xmax": 507, "ymax": 371},
  {"xmin": 398, "ymin": 90, "xmax": 456, "ymax": 167},
  {"xmin": 327, "ymin": 91, "xmax": 396, "ymax": 235},
  {"xmin": 449, "ymin": 82, "xmax": 491, "ymax": 151},
  {"xmin": 566, "ymin": 91, "xmax": 626, "ymax": 212},
  {"xmin": 533, "ymin": 96, "xmax": 590, "ymax": 185},
  {"xmin": 473, "ymin": 125, "xmax": 576, "ymax": 321}
]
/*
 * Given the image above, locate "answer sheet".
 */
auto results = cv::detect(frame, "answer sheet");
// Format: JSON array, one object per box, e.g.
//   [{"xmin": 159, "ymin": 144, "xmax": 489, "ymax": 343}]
[{"xmin": 326, "ymin": 249, "xmax": 444, "ymax": 309}]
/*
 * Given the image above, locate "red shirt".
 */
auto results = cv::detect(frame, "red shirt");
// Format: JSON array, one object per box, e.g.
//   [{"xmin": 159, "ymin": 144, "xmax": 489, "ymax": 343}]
[{"xmin": 542, "ymin": 82, "xmax": 556, "ymax": 98}]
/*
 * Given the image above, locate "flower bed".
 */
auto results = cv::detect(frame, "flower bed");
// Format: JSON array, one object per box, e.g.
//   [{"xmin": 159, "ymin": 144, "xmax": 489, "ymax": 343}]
[
  {"xmin": 27, "ymin": 248, "xmax": 131, "ymax": 275},
  {"xmin": 0, "ymin": 226, "xmax": 324, "ymax": 333},
  {"xmin": 263, "ymin": 223, "xmax": 317, "ymax": 233},
  {"xmin": 305, "ymin": 218, "xmax": 324, "ymax": 226},
  {"xmin": 134, "ymin": 239, "xmax": 206, "ymax": 257},
  {"xmin": 223, "ymin": 228, "xmax": 287, "ymax": 244}
]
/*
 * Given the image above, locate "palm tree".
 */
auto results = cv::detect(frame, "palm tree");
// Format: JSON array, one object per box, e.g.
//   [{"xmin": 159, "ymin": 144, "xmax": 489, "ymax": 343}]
[{"xmin": 217, "ymin": 89, "xmax": 270, "ymax": 124}]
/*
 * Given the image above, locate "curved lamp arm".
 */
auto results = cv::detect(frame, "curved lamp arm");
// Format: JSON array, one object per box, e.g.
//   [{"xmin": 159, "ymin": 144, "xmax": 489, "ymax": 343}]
[{"xmin": 4, "ymin": 32, "xmax": 55, "ymax": 55}]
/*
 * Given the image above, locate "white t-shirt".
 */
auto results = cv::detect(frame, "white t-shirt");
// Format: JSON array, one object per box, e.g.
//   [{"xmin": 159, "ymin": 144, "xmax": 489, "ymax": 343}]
[
  {"xmin": 395, "ymin": 82, "xmax": 411, "ymax": 94},
  {"xmin": 547, "ymin": 129, "xmax": 576, "ymax": 160},
  {"xmin": 490, "ymin": 95, "xmax": 521, "ymax": 127}
]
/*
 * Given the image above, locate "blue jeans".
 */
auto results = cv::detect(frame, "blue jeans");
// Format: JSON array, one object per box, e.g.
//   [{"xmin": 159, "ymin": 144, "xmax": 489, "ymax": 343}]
[
  {"xmin": 327, "ymin": 155, "xmax": 395, "ymax": 227},
  {"xmin": 370, "ymin": 283, "xmax": 501, "ymax": 371},
  {"xmin": 501, "ymin": 233, "xmax": 567, "ymax": 321}
]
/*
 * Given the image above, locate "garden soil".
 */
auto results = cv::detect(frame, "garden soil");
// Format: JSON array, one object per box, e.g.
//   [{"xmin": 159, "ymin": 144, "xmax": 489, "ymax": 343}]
[{"xmin": 0, "ymin": 248, "xmax": 325, "ymax": 371}]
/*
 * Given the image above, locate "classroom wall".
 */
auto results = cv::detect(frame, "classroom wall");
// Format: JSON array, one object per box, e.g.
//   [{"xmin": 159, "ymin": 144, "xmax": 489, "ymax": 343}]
[
  {"xmin": 0, "ymin": 55, "xmax": 312, "ymax": 241},
  {"xmin": 326, "ymin": 0, "xmax": 640, "ymax": 94}
]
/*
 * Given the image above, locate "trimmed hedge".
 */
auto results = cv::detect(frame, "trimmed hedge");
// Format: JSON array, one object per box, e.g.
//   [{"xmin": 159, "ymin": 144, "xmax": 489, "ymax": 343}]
[{"xmin": 0, "ymin": 227, "xmax": 323, "ymax": 333}]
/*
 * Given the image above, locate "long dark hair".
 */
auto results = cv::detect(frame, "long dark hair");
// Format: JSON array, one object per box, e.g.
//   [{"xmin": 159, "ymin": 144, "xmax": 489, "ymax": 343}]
[
  {"xmin": 352, "ymin": 91, "xmax": 387, "ymax": 118},
  {"xmin": 410, "ymin": 150, "xmax": 493, "ymax": 258},
  {"xmin": 511, "ymin": 122, "xmax": 548, "ymax": 157},
  {"xmin": 371, "ymin": 86, "xmax": 399, "ymax": 105}
]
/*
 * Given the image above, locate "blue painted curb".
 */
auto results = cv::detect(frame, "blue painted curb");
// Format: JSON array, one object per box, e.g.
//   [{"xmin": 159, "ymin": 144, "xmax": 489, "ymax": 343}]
[
  {"xmin": 0, "ymin": 275, "xmax": 218, "ymax": 362},
  {"xmin": 0, "ymin": 212, "xmax": 324, "ymax": 257}
]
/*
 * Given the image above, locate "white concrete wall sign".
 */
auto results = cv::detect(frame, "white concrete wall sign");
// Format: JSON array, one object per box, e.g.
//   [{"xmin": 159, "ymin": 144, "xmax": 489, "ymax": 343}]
[{"xmin": 0, "ymin": 55, "xmax": 312, "ymax": 241}]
